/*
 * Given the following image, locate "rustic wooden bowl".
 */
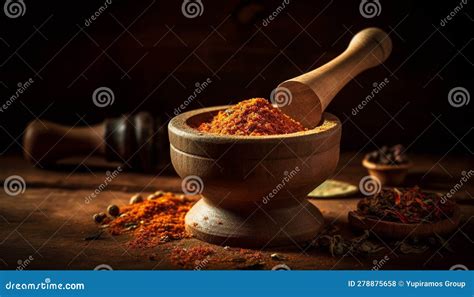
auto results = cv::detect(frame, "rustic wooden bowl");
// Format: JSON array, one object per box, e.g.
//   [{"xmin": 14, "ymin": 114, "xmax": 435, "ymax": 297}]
[
  {"xmin": 362, "ymin": 158, "xmax": 412, "ymax": 186},
  {"xmin": 348, "ymin": 204, "xmax": 461, "ymax": 239},
  {"xmin": 168, "ymin": 106, "xmax": 341, "ymax": 247}
]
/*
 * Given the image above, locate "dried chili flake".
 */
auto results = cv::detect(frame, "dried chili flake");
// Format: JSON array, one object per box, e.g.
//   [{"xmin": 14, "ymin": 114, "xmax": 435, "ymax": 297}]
[{"xmin": 356, "ymin": 187, "xmax": 455, "ymax": 224}]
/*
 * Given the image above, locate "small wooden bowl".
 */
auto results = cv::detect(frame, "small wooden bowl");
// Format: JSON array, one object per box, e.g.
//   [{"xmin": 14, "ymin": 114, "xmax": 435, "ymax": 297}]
[
  {"xmin": 362, "ymin": 158, "xmax": 412, "ymax": 186},
  {"xmin": 348, "ymin": 205, "xmax": 461, "ymax": 239},
  {"xmin": 168, "ymin": 106, "xmax": 342, "ymax": 247}
]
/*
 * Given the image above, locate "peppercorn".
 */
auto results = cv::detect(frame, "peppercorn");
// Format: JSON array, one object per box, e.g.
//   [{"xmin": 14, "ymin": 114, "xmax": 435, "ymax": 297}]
[
  {"xmin": 107, "ymin": 204, "xmax": 120, "ymax": 217},
  {"xmin": 129, "ymin": 194, "xmax": 143, "ymax": 204},
  {"xmin": 147, "ymin": 191, "xmax": 165, "ymax": 201},
  {"xmin": 93, "ymin": 212, "xmax": 107, "ymax": 224}
]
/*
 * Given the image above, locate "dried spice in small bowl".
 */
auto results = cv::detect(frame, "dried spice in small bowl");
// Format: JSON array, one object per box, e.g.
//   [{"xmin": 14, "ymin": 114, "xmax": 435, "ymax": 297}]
[
  {"xmin": 365, "ymin": 144, "xmax": 408, "ymax": 165},
  {"xmin": 197, "ymin": 98, "xmax": 306, "ymax": 136},
  {"xmin": 355, "ymin": 187, "xmax": 456, "ymax": 224}
]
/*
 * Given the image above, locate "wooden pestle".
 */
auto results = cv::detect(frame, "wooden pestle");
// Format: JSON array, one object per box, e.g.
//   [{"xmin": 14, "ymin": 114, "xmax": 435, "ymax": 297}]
[
  {"xmin": 277, "ymin": 27, "xmax": 392, "ymax": 128},
  {"xmin": 23, "ymin": 112, "xmax": 168, "ymax": 172}
]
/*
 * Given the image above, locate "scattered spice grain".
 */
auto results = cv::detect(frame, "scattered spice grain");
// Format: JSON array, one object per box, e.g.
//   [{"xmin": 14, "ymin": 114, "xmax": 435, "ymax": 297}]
[
  {"xmin": 170, "ymin": 246, "xmax": 215, "ymax": 268},
  {"xmin": 197, "ymin": 98, "xmax": 306, "ymax": 136},
  {"xmin": 101, "ymin": 192, "xmax": 194, "ymax": 248},
  {"xmin": 107, "ymin": 205, "xmax": 120, "ymax": 217}
]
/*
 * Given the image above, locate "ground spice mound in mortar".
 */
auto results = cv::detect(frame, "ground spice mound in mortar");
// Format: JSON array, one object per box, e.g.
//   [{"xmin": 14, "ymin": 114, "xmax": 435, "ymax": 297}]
[
  {"xmin": 103, "ymin": 192, "xmax": 194, "ymax": 248},
  {"xmin": 197, "ymin": 98, "xmax": 306, "ymax": 136}
]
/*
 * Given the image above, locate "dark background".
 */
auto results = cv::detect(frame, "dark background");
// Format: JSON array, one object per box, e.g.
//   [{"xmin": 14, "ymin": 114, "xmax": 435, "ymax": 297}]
[{"xmin": 0, "ymin": 0, "xmax": 472, "ymax": 156}]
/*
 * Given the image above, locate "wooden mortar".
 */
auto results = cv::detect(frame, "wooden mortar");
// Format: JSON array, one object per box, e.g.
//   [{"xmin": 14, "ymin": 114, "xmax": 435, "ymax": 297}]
[
  {"xmin": 169, "ymin": 107, "xmax": 341, "ymax": 247},
  {"xmin": 169, "ymin": 27, "xmax": 391, "ymax": 247}
]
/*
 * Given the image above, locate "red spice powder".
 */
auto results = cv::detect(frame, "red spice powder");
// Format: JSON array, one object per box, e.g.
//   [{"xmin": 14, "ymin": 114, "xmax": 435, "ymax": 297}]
[
  {"xmin": 105, "ymin": 193, "xmax": 194, "ymax": 248},
  {"xmin": 197, "ymin": 98, "xmax": 306, "ymax": 136},
  {"xmin": 170, "ymin": 246, "xmax": 215, "ymax": 268}
]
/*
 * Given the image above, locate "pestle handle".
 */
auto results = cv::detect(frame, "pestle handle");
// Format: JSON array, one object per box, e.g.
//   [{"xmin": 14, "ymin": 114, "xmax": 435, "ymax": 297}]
[
  {"xmin": 23, "ymin": 120, "xmax": 106, "ymax": 167},
  {"xmin": 277, "ymin": 27, "xmax": 392, "ymax": 128}
]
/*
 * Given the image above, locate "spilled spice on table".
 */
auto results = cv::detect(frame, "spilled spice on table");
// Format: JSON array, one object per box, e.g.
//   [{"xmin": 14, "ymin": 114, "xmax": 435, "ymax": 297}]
[
  {"xmin": 170, "ymin": 246, "xmax": 215, "ymax": 268},
  {"xmin": 197, "ymin": 98, "xmax": 306, "ymax": 136},
  {"xmin": 97, "ymin": 192, "xmax": 194, "ymax": 248}
]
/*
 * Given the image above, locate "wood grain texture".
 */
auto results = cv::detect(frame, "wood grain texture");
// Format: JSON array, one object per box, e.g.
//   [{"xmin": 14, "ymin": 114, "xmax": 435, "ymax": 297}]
[
  {"xmin": 168, "ymin": 106, "xmax": 341, "ymax": 247},
  {"xmin": 0, "ymin": 153, "xmax": 472, "ymax": 270}
]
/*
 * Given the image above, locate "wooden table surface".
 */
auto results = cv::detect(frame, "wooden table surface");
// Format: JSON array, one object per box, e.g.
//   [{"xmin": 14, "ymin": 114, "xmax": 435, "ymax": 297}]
[{"xmin": 0, "ymin": 153, "xmax": 472, "ymax": 270}]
